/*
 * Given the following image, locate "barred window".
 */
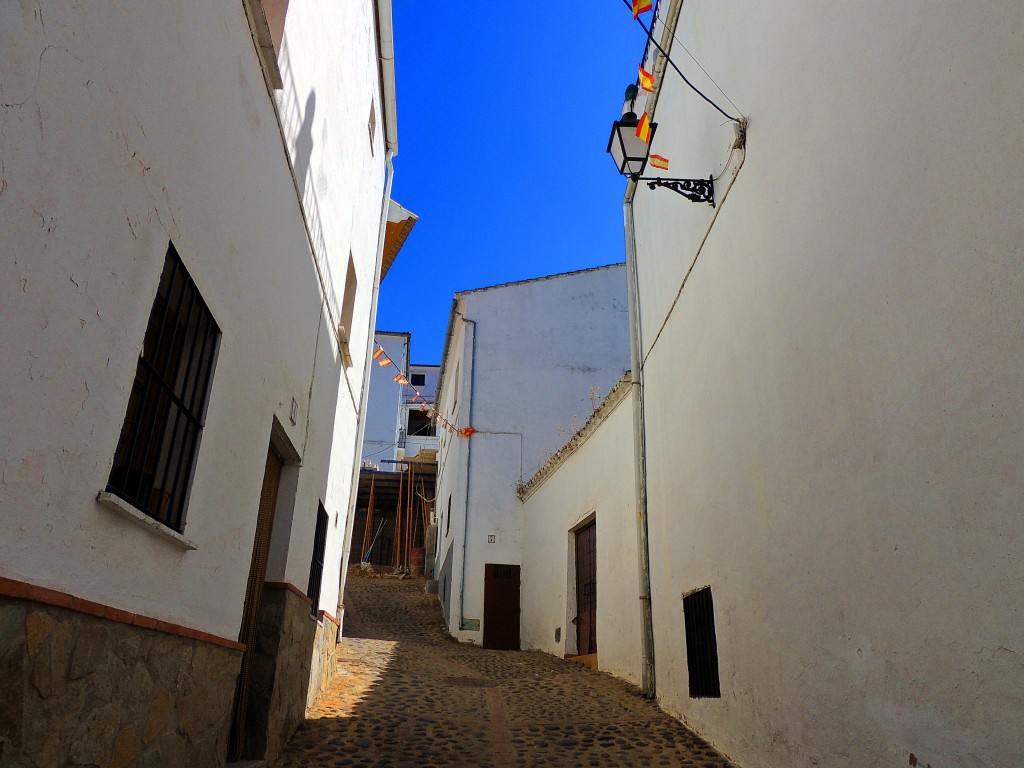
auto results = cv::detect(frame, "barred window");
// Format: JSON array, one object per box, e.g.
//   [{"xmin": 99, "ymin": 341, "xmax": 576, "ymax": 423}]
[
  {"xmin": 683, "ymin": 586, "xmax": 721, "ymax": 698},
  {"xmin": 307, "ymin": 502, "xmax": 329, "ymax": 615},
  {"xmin": 107, "ymin": 244, "xmax": 220, "ymax": 532}
]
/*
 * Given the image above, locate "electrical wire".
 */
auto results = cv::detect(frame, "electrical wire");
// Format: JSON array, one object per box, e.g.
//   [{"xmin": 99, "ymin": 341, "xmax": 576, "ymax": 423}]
[
  {"xmin": 362, "ymin": 440, "xmax": 402, "ymax": 460},
  {"xmin": 669, "ymin": 34, "xmax": 744, "ymax": 118},
  {"xmin": 641, "ymin": 143, "xmax": 747, "ymax": 370},
  {"xmin": 621, "ymin": 0, "xmax": 739, "ymax": 123}
]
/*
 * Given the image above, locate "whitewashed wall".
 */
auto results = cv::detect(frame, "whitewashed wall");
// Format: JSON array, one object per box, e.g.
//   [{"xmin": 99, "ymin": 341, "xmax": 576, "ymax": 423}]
[
  {"xmin": 435, "ymin": 266, "xmax": 631, "ymax": 643},
  {"xmin": 434, "ymin": 316, "xmax": 471, "ymax": 627},
  {"xmin": 519, "ymin": 391, "xmax": 642, "ymax": 685},
  {"xmin": 408, "ymin": 364, "xmax": 439, "ymax": 401},
  {"xmin": 361, "ymin": 332, "xmax": 409, "ymax": 465},
  {"xmin": 272, "ymin": 0, "xmax": 389, "ymax": 620},
  {"xmin": 631, "ymin": 2, "xmax": 1024, "ymax": 766},
  {"xmin": 0, "ymin": 0, "xmax": 387, "ymax": 636}
]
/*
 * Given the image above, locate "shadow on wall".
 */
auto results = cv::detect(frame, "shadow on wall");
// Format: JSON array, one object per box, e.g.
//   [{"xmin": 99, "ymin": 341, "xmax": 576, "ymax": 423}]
[
  {"xmin": 293, "ymin": 91, "xmax": 316, "ymax": 193},
  {"xmin": 276, "ymin": 37, "xmax": 344, "ymax": 340}
]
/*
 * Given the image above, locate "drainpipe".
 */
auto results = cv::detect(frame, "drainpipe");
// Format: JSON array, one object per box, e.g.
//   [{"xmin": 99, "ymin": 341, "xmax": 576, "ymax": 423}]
[
  {"xmin": 625, "ymin": 182, "xmax": 656, "ymax": 698},
  {"xmin": 456, "ymin": 314, "xmax": 477, "ymax": 632}
]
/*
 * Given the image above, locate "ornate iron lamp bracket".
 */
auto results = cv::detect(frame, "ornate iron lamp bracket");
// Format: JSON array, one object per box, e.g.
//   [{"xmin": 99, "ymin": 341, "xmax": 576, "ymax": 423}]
[{"xmin": 635, "ymin": 175, "xmax": 715, "ymax": 207}]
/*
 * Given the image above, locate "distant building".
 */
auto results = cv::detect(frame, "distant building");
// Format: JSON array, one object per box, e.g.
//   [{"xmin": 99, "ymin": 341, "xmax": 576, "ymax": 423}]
[
  {"xmin": 352, "ymin": 332, "xmax": 438, "ymax": 572},
  {"xmin": 433, "ymin": 265, "xmax": 630, "ymax": 648},
  {"xmin": 0, "ymin": 1, "xmax": 408, "ymax": 764},
  {"xmin": 359, "ymin": 330, "xmax": 437, "ymax": 467}
]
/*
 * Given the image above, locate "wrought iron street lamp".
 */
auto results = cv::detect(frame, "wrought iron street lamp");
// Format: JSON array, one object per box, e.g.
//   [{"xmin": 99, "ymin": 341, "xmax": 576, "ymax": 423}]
[{"xmin": 607, "ymin": 112, "xmax": 715, "ymax": 207}]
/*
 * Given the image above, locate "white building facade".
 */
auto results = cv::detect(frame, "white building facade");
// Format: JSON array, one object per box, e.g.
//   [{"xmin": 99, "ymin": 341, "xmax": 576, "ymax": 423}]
[
  {"xmin": 360, "ymin": 330, "xmax": 438, "ymax": 467},
  {"xmin": 0, "ymin": 0, "xmax": 403, "ymax": 764},
  {"xmin": 434, "ymin": 266, "xmax": 630, "ymax": 648},
  {"xmin": 361, "ymin": 331, "xmax": 413, "ymax": 466},
  {"xmin": 589, "ymin": 1, "xmax": 1024, "ymax": 766}
]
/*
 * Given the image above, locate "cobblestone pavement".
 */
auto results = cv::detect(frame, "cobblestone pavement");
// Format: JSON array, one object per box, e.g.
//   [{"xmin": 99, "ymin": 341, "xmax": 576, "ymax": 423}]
[{"xmin": 272, "ymin": 575, "xmax": 736, "ymax": 768}]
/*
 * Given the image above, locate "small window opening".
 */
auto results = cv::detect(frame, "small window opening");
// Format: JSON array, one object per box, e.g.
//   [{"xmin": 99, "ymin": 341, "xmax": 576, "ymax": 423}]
[
  {"xmin": 410, "ymin": 372, "xmax": 425, "ymax": 386},
  {"xmin": 368, "ymin": 100, "xmax": 377, "ymax": 156},
  {"xmin": 445, "ymin": 495, "xmax": 452, "ymax": 537},
  {"xmin": 407, "ymin": 409, "xmax": 435, "ymax": 438},
  {"xmin": 683, "ymin": 586, "xmax": 721, "ymax": 698},
  {"xmin": 338, "ymin": 253, "xmax": 357, "ymax": 366}
]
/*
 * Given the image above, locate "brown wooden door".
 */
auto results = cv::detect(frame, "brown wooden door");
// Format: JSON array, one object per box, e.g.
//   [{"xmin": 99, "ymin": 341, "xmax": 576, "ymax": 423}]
[
  {"xmin": 483, "ymin": 563, "xmax": 520, "ymax": 650},
  {"xmin": 228, "ymin": 447, "xmax": 282, "ymax": 761},
  {"xmin": 575, "ymin": 521, "xmax": 597, "ymax": 655}
]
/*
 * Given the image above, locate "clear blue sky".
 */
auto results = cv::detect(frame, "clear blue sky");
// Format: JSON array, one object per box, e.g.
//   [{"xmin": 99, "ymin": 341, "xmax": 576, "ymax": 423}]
[{"xmin": 376, "ymin": 2, "xmax": 651, "ymax": 364}]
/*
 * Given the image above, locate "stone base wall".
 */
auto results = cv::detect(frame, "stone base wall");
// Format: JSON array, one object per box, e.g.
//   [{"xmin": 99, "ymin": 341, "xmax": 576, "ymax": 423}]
[
  {"xmin": 305, "ymin": 612, "xmax": 340, "ymax": 712},
  {"xmin": 0, "ymin": 596, "xmax": 240, "ymax": 768},
  {"xmin": 246, "ymin": 585, "xmax": 327, "ymax": 762}
]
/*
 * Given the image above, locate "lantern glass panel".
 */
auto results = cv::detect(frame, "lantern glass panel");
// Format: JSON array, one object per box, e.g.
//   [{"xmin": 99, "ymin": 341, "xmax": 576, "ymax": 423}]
[{"xmin": 607, "ymin": 117, "xmax": 656, "ymax": 176}]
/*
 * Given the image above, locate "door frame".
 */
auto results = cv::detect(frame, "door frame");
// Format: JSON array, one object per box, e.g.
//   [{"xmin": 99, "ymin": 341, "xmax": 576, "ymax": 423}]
[
  {"xmin": 482, "ymin": 563, "xmax": 521, "ymax": 650},
  {"xmin": 566, "ymin": 511, "xmax": 597, "ymax": 657}
]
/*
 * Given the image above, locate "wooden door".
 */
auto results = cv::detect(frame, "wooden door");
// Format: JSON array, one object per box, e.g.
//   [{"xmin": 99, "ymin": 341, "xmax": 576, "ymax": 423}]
[
  {"xmin": 575, "ymin": 521, "xmax": 597, "ymax": 656},
  {"xmin": 228, "ymin": 447, "xmax": 282, "ymax": 761},
  {"xmin": 483, "ymin": 563, "xmax": 520, "ymax": 650}
]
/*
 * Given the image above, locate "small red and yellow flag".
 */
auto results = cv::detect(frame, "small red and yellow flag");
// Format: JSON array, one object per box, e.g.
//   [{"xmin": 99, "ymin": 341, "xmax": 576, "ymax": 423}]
[
  {"xmin": 377, "ymin": 355, "xmax": 393, "ymax": 368},
  {"xmin": 393, "ymin": 373, "xmax": 409, "ymax": 385},
  {"xmin": 460, "ymin": 426, "xmax": 478, "ymax": 438},
  {"xmin": 420, "ymin": 403, "xmax": 428, "ymax": 412},
  {"xmin": 635, "ymin": 111, "xmax": 652, "ymax": 143},
  {"xmin": 632, "ymin": 0, "xmax": 652, "ymax": 18},
  {"xmin": 412, "ymin": 392, "xmax": 422, "ymax": 402},
  {"xmin": 650, "ymin": 154, "xmax": 669, "ymax": 170},
  {"xmin": 373, "ymin": 347, "xmax": 385, "ymax": 360},
  {"xmin": 639, "ymin": 65, "xmax": 655, "ymax": 92}
]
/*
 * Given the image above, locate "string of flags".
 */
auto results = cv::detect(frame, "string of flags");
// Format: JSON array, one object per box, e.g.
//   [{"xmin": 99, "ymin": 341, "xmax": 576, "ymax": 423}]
[
  {"xmin": 373, "ymin": 342, "xmax": 476, "ymax": 439},
  {"xmin": 639, "ymin": 65, "xmax": 655, "ymax": 92},
  {"xmin": 629, "ymin": 0, "xmax": 672, "ymax": 170},
  {"xmin": 622, "ymin": 0, "xmax": 741, "ymax": 123}
]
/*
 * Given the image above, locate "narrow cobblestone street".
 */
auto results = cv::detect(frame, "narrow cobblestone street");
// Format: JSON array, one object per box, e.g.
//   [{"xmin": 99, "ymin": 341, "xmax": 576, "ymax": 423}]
[{"xmin": 272, "ymin": 576, "xmax": 736, "ymax": 768}]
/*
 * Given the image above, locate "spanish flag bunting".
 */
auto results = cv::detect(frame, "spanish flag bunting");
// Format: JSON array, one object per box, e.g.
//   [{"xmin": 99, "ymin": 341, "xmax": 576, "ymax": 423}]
[
  {"xmin": 373, "ymin": 347, "xmax": 385, "ymax": 360},
  {"xmin": 632, "ymin": 0, "xmax": 652, "ymax": 18},
  {"xmin": 377, "ymin": 355, "xmax": 393, "ymax": 368},
  {"xmin": 638, "ymin": 65, "xmax": 655, "ymax": 92},
  {"xmin": 636, "ymin": 112, "xmax": 652, "ymax": 143},
  {"xmin": 392, "ymin": 373, "xmax": 409, "ymax": 385},
  {"xmin": 650, "ymin": 154, "xmax": 670, "ymax": 170},
  {"xmin": 412, "ymin": 392, "xmax": 422, "ymax": 402},
  {"xmin": 460, "ymin": 427, "xmax": 477, "ymax": 438},
  {"xmin": 420, "ymin": 403, "xmax": 428, "ymax": 412}
]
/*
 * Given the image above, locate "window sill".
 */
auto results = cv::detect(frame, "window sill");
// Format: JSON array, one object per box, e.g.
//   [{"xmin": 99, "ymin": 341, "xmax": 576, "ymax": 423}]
[{"xmin": 96, "ymin": 492, "xmax": 198, "ymax": 551}]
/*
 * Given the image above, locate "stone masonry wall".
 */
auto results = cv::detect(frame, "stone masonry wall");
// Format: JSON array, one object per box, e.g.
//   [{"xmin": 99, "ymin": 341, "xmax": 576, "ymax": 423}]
[
  {"xmin": 0, "ymin": 596, "xmax": 241, "ymax": 768},
  {"xmin": 246, "ymin": 585, "xmax": 329, "ymax": 761},
  {"xmin": 305, "ymin": 611, "xmax": 341, "ymax": 712}
]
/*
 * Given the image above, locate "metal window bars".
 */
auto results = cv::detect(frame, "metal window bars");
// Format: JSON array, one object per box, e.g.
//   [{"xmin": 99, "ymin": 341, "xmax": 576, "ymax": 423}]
[
  {"xmin": 106, "ymin": 244, "xmax": 220, "ymax": 532},
  {"xmin": 307, "ymin": 503, "xmax": 329, "ymax": 615}
]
